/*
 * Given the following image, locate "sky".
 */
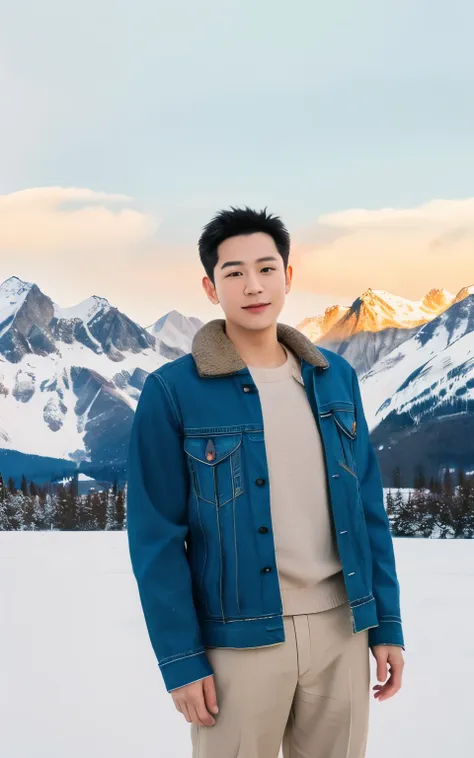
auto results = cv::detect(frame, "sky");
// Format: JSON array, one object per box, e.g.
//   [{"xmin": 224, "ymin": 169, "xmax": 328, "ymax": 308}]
[{"xmin": 0, "ymin": 0, "xmax": 473, "ymax": 327}]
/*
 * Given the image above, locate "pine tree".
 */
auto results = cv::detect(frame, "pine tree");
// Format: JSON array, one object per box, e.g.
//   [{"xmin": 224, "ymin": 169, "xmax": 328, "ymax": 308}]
[
  {"xmin": 68, "ymin": 472, "xmax": 79, "ymax": 500},
  {"xmin": 0, "ymin": 494, "xmax": 22, "ymax": 529},
  {"xmin": 43, "ymin": 494, "xmax": 55, "ymax": 530},
  {"xmin": 411, "ymin": 487, "xmax": 435, "ymax": 537},
  {"xmin": 105, "ymin": 488, "xmax": 116, "ymax": 530},
  {"xmin": 97, "ymin": 490, "xmax": 107, "ymax": 530},
  {"xmin": 33, "ymin": 494, "xmax": 45, "ymax": 529},
  {"xmin": 55, "ymin": 484, "xmax": 77, "ymax": 530},
  {"xmin": 90, "ymin": 490, "xmax": 104, "ymax": 530},
  {"xmin": 413, "ymin": 465, "xmax": 427, "ymax": 490},
  {"xmin": 22, "ymin": 495, "xmax": 36, "ymax": 530},
  {"xmin": 7, "ymin": 477, "xmax": 15, "ymax": 494},
  {"xmin": 115, "ymin": 488, "xmax": 126, "ymax": 530},
  {"xmin": 390, "ymin": 489, "xmax": 418, "ymax": 536},
  {"xmin": 20, "ymin": 474, "xmax": 28, "ymax": 497},
  {"xmin": 451, "ymin": 469, "xmax": 474, "ymax": 538},
  {"xmin": 436, "ymin": 470, "xmax": 456, "ymax": 537},
  {"xmin": 8, "ymin": 493, "xmax": 25, "ymax": 530},
  {"xmin": 123, "ymin": 481, "xmax": 128, "ymax": 530},
  {"xmin": 79, "ymin": 492, "xmax": 96, "ymax": 530},
  {"xmin": 385, "ymin": 489, "xmax": 396, "ymax": 529},
  {"xmin": 443, "ymin": 468, "xmax": 455, "ymax": 499}
]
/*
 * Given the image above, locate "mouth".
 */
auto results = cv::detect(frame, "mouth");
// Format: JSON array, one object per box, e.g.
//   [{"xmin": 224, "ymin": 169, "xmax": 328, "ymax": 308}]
[{"xmin": 242, "ymin": 303, "xmax": 270, "ymax": 313}]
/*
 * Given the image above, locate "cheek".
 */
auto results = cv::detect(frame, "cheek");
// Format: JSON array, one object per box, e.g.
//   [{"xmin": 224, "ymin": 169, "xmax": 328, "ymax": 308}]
[{"xmin": 215, "ymin": 280, "xmax": 239, "ymax": 306}]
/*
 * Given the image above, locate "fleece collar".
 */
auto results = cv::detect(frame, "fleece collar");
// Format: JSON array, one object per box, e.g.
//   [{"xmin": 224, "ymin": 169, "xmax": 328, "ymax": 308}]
[{"xmin": 191, "ymin": 318, "xmax": 329, "ymax": 378}]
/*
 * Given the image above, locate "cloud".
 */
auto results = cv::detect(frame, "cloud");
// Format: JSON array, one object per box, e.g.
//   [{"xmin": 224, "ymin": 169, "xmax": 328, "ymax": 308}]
[
  {"xmin": 0, "ymin": 187, "xmax": 159, "ymax": 256},
  {"xmin": 429, "ymin": 227, "xmax": 469, "ymax": 252},
  {"xmin": 291, "ymin": 197, "xmax": 474, "ymax": 301},
  {"xmin": 293, "ymin": 222, "xmax": 352, "ymax": 249},
  {"xmin": 317, "ymin": 198, "xmax": 474, "ymax": 234}
]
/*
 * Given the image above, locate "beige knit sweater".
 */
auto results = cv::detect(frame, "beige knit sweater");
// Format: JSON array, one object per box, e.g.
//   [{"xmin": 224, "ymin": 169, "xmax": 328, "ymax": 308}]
[{"xmin": 247, "ymin": 346, "xmax": 347, "ymax": 616}]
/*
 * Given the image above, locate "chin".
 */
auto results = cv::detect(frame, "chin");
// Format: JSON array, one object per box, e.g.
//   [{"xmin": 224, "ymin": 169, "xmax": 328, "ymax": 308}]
[{"xmin": 239, "ymin": 312, "xmax": 278, "ymax": 331}]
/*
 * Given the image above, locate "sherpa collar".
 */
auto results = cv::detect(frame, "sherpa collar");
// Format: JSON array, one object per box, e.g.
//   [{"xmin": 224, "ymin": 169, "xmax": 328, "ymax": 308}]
[{"xmin": 191, "ymin": 318, "xmax": 329, "ymax": 378}]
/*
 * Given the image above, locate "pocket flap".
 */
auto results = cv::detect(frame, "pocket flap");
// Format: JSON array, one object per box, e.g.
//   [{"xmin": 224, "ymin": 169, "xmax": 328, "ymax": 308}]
[
  {"xmin": 332, "ymin": 407, "xmax": 357, "ymax": 439},
  {"xmin": 183, "ymin": 434, "xmax": 242, "ymax": 465}
]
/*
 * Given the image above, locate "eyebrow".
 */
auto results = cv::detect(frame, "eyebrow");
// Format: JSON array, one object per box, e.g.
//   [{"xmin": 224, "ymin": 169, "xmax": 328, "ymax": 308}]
[{"xmin": 220, "ymin": 256, "xmax": 278, "ymax": 270}]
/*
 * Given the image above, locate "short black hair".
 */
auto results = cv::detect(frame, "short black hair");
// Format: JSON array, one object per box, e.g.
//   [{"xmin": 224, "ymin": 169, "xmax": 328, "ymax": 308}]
[{"xmin": 198, "ymin": 206, "xmax": 290, "ymax": 282}]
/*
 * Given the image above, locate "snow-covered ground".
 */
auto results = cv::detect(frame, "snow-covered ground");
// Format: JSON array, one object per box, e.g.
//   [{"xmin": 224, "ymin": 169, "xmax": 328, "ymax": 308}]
[{"xmin": 1, "ymin": 533, "xmax": 472, "ymax": 758}]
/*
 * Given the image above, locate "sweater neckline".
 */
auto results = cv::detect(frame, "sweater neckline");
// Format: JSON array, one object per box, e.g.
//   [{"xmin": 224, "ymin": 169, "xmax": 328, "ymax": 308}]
[{"xmin": 248, "ymin": 346, "xmax": 299, "ymax": 383}]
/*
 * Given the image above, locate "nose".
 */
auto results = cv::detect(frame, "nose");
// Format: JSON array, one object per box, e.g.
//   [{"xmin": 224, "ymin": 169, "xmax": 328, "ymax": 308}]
[{"xmin": 243, "ymin": 272, "xmax": 264, "ymax": 295}]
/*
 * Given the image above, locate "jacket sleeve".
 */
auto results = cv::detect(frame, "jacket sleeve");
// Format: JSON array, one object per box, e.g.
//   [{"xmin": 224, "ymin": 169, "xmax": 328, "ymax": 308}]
[
  {"xmin": 351, "ymin": 367, "xmax": 405, "ymax": 649},
  {"xmin": 126, "ymin": 371, "xmax": 214, "ymax": 691}
]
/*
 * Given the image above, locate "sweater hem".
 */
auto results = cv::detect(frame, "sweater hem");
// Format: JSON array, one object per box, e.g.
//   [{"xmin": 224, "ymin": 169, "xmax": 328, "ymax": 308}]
[{"xmin": 280, "ymin": 572, "xmax": 348, "ymax": 616}]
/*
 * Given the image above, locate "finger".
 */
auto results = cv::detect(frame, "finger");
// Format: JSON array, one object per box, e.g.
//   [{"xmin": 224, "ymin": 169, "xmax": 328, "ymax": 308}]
[
  {"xmin": 375, "ymin": 678, "xmax": 401, "ymax": 701},
  {"xmin": 376, "ymin": 658, "xmax": 388, "ymax": 682},
  {"xmin": 389, "ymin": 663, "xmax": 403, "ymax": 690},
  {"xmin": 180, "ymin": 702, "xmax": 192, "ymax": 723},
  {"xmin": 195, "ymin": 699, "xmax": 216, "ymax": 727},
  {"xmin": 203, "ymin": 676, "xmax": 219, "ymax": 715},
  {"xmin": 188, "ymin": 703, "xmax": 206, "ymax": 727}
]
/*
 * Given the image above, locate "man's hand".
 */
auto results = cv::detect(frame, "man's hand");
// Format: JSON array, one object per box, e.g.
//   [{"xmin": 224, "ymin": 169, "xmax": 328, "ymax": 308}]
[
  {"xmin": 171, "ymin": 675, "xmax": 219, "ymax": 726},
  {"xmin": 370, "ymin": 645, "xmax": 404, "ymax": 701}
]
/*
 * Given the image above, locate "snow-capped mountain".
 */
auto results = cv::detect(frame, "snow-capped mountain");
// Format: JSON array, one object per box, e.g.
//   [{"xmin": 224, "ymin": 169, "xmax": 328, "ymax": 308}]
[
  {"xmin": 299, "ymin": 287, "xmax": 456, "ymax": 344},
  {"xmin": 296, "ymin": 287, "xmax": 456, "ymax": 343},
  {"xmin": 2, "ymin": 273, "xmax": 473, "ymax": 489},
  {"xmin": 297, "ymin": 284, "xmax": 474, "ymax": 485},
  {"xmin": 0, "ymin": 276, "xmax": 202, "ymax": 475},
  {"xmin": 146, "ymin": 310, "xmax": 203, "ymax": 361},
  {"xmin": 360, "ymin": 292, "xmax": 474, "ymax": 430},
  {"xmin": 355, "ymin": 291, "xmax": 474, "ymax": 486},
  {"xmin": 298, "ymin": 305, "xmax": 350, "ymax": 343}
]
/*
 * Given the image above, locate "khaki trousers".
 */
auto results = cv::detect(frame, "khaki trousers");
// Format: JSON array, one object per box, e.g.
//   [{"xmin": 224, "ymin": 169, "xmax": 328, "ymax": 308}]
[{"xmin": 191, "ymin": 602, "xmax": 370, "ymax": 758}]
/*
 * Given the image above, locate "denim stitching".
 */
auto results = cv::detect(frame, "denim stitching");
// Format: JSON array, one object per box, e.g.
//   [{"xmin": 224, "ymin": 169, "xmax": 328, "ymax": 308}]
[
  {"xmin": 230, "ymin": 454, "xmax": 241, "ymax": 614},
  {"xmin": 154, "ymin": 373, "xmax": 183, "ymax": 429},
  {"xmin": 160, "ymin": 650, "xmax": 206, "ymax": 667},
  {"xmin": 194, "ymin": 492, "xmax": 210, "ymax": 616},
  {"xmin": 213, "ymin": 467, "xmax": 226, "ymax": 623}
]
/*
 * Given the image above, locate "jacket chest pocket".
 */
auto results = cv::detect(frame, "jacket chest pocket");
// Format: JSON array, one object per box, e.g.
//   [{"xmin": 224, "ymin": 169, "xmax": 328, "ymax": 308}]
[
  {"xmin": 183, "ymin": 433, "xmax": 244, "ymax": 507},
  {"xmin": 321, "ymin": 403, "xmax": 358, "ymax": 476}
]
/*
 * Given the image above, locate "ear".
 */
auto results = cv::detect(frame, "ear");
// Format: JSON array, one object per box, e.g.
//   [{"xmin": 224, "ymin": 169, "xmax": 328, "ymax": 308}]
[
  {"xmin": 202, "ymin": 275, "xmax": 219, "ymax": 305},
  {"xmin": 285, "ymin": 264, "xmax": 293, "ymax": 294}
]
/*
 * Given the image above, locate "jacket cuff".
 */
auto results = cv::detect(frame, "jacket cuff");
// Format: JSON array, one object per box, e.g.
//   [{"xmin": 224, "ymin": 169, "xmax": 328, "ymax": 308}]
[
  {"xmin": 160, "ymin": 650, "xmax": 214, "ymax": 693},
  {"xmin": 369, "ymin": 621, "xmax": 405, "ymax": 649}
]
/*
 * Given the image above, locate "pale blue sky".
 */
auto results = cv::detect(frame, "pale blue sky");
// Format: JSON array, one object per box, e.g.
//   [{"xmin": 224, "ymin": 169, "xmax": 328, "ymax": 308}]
[
  {"xmin": 0, "ymin": 1, "xmax": 473, "ymax": 327},
  {"xmin": 1, "ymin": 0, "xmax": 473, "ymax": 246}
]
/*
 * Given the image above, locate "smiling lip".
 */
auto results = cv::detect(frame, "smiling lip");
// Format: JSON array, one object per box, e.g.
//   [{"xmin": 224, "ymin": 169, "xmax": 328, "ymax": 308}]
[{"xmin": 243, "ymin": 303, "xmax": 270, "ymax": 311}]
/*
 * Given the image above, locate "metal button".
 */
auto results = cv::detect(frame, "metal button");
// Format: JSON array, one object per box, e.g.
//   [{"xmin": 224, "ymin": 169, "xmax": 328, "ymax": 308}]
[
  {"xmin": 256, "ymin": 478, "xmax": 265, "ymax": 486},
  {"xmin": 258, "ymin": 526, "xmax": 269, "ymax": 534},
  {"xmin": 205, "ymin": 439, "xmax": 216, "ymax": 462},
  {"xmin": 261, "ymin": 566, "xmax": 272, "ymax": 574},
  {"xmin": 348, "ymin": 571, "xmax": 356, "ymax": 577},
  {"xmin": 332, "ymin": 474, "xmax": 340, "ymax": 479},
  {"xmin": 242, "ymin": 383, "xmax": 257, "ymax": 393}
]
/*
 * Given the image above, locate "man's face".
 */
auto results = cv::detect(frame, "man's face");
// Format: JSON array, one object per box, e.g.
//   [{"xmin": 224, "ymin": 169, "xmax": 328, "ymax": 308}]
[{"xmin": 203, "ymin": 232, "xmax": 292, "ymax": 330}]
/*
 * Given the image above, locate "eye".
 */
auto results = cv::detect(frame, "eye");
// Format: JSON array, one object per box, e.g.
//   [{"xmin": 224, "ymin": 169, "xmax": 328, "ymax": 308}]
[
  {"xmin": 261, "ymin": 267, "xmax": 275, "ymax": 273},
  {"xmin": 225, "ymin": 271, "xmax": 242, "ymax": 278}
]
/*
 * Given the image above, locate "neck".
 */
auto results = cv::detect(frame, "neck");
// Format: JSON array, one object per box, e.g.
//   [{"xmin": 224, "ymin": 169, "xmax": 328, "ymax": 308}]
[{"xmin": 224, "ymin": 319, "xmax": 287, "ymax": 368}]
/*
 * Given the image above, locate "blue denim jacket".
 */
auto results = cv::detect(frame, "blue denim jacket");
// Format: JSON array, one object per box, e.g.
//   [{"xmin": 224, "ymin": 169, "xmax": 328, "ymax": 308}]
[{"xmin": 126, "ymin": 319, "xmax": 404, "ymax": 692}]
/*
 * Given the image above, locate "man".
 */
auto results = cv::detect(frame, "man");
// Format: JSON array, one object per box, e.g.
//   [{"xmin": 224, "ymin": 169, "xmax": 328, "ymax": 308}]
[{"xmin": 126, "ymin": 206, "xmax": 405, "ymax": 758}]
